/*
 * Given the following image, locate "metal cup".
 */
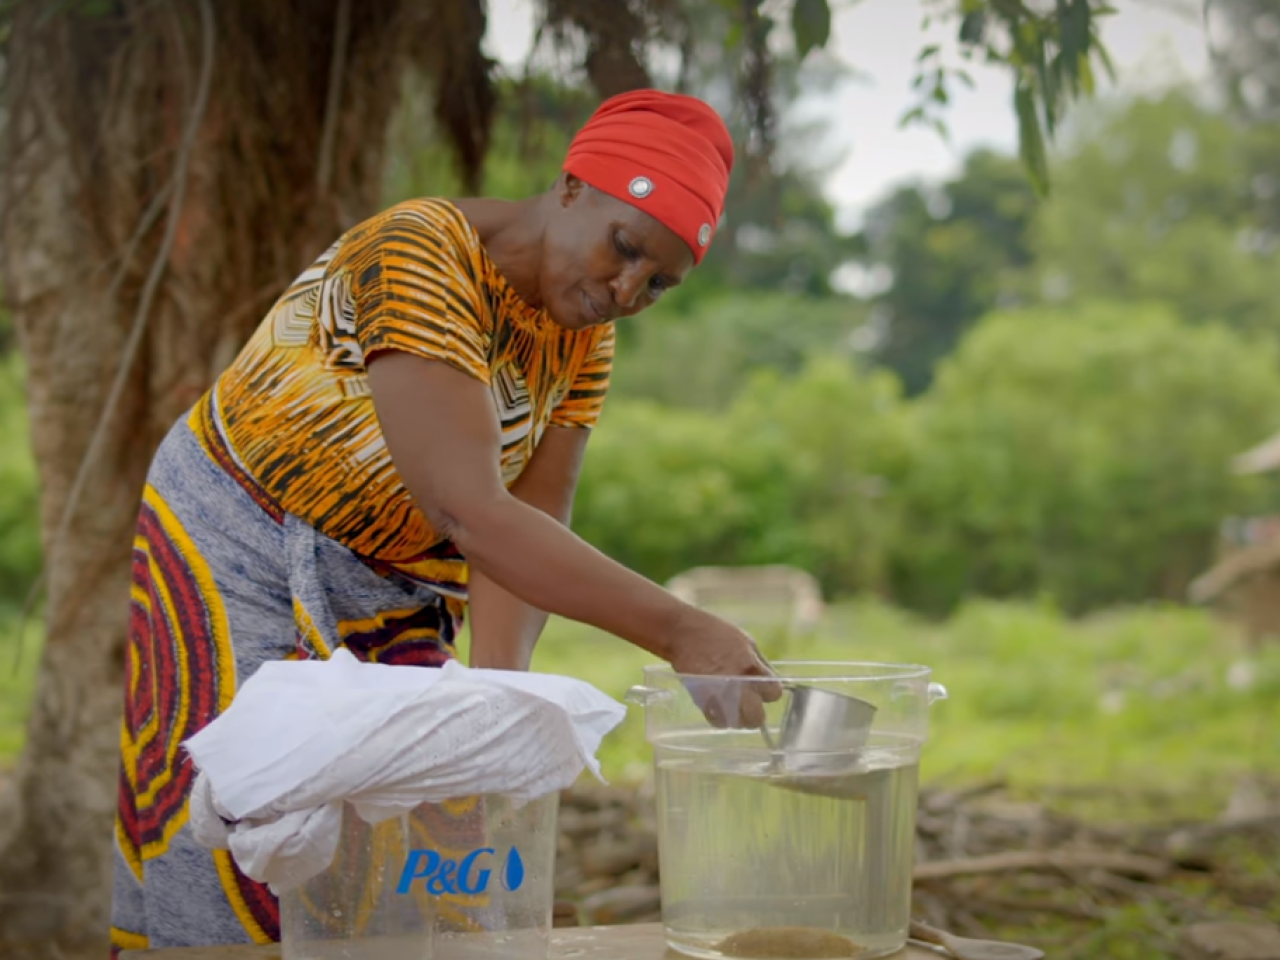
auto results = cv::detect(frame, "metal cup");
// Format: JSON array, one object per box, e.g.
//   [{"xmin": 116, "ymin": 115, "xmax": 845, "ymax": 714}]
[{"xmin": 759, "ymin": 683, "xmax": 877, "ymax": 773}]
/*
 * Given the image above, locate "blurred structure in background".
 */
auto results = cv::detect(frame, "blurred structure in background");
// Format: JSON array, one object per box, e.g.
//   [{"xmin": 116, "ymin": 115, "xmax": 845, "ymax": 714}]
[
  {"xmin": 1190, "ymin": 429, "xmax": 1280, "ymax": 647},
  {"xmin": 666, "ymin": 564, "xmax": 825, "ymax": 654}
]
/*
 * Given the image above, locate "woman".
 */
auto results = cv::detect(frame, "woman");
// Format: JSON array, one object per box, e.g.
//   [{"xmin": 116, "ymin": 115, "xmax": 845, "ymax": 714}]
[{"xmin": 110, "ymin": 88, "xmax": 780, "ymax": 952}]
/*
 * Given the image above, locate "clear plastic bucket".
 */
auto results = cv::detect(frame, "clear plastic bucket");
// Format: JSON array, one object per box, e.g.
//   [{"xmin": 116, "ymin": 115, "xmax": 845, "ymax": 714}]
[
  {"xmin": 280, "ymin": 791, "xmax": 560, "ymax": 960},
  {"xmin": 627, "ymin": 662, "xmax": 947, "ymax": 960}
]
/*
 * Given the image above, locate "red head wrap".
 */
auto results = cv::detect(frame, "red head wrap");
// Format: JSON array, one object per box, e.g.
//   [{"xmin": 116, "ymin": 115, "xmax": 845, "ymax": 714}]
[{"xmin": 563, "ymin": 89, "xmax": 734, "ymax": 265}]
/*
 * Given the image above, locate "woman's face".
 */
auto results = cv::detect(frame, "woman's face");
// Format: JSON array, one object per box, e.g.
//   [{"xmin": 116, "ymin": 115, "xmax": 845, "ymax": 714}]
[{"xmin": 540, "ymin": 175, "xmax": 696, "ymax": 331}]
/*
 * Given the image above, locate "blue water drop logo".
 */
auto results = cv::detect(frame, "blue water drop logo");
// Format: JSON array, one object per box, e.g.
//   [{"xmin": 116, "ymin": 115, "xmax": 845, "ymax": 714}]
[{"xmin": 502, "ymin": 847, "xmax": 525, "ymax": 891}]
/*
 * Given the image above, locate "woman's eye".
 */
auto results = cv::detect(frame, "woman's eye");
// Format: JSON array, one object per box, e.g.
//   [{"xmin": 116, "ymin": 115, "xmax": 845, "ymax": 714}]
[
  {"xmin": 614, "ymin": 233, "xmax": 638, "ymax": 260},
  {"xmin": 648, "ymin": 276, "xmax": 667, "ymax": 295}
]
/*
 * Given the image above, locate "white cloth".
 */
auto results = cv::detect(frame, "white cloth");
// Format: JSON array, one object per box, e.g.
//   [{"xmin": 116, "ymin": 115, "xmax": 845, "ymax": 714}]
[{"xmin": 184, "ymin": 650, "xmax": 626, "ymax": 893}]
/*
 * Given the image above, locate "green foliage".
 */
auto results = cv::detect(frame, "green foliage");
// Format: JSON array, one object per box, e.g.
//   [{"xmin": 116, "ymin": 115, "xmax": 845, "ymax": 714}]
[
  {"xmin": 0, "ymin": 610, "xmax": 40, "ymax": 765},
  {"xmin": 573, "ymin": 354, "xmax": 903, "ymax": 596},
  {"xmin": 579, "ymin": 296, "xmax": 1280, "ymax": 616},
  {"xmin": 383, "ymin": 69, "xmax": 855, "ymax": 305},
  {"xmin": 609, "ymin": 291, "xmax": 867, "ymax": 409},
  {"xmin": 1210, "ymin": 0, "xmax": 1280, "ymax": 122},
  {"xmin": 570, "ymin": 400, "xmax": 749, "ymax": 585},
  {"xmin": 2, "ymin": 10, "xmax": 1275, "ymax": 787},
  {"xmin": 3, "ymin": 77, "xmax": 1277, "ymax": 631},
  {"xmin": 790, "ymin": 0, "xmax": 832, "ymax": 60},
  {"xmin": 0, "ymin": 282, "xmax": 12, "ymax": 355},
  {"xmin": 501, "ymin": 598, "xmax": 1280, "ymax": 813},
  {"xmin": 0, "ymin": 355, "xmax": 39, "ymax": 607},
  {"xmin": 892, "ymin": 301, "xmax": 1280, "ymax": 614},
  {"xmin": 906, "ymin": 0, "xmax": 1117, "ymax": 195},
  {"xmin": 383, "ymin": 73, "xmax": 598, "ymax": 204},
  {"xmin": 859, "ymin": 90, "xmax": 1280, "ymax": 394},
  {"xmin": 720, "ymin": 358, "xmax": 904, "ymax": 593},
  {"xmin": 1, "ymin": 0, "xmax": 1123, "ymax": 202},
  {"xmin": 1025, "ymin": 90, "xmax": 1280, "ymax": 336},
  {"xmin": 691, "ymin": 158, "xmax": 859, "ymax": 301},
  {"xmin": 856, "ymin": 148, "xmax": 1040, "ymax": 394}
]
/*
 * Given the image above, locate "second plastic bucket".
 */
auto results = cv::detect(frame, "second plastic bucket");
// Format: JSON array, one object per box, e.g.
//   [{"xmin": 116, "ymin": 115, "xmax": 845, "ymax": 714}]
[{"xmin": 628, "ymin": 661, "xmax": 947, "ymax": 960}]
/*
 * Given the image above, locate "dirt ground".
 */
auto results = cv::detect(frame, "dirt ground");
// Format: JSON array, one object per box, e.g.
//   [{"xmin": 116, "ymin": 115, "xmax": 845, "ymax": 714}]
[{"xmin": 2, "ymin": 778, "xmax": 1278, "ymax": 960}]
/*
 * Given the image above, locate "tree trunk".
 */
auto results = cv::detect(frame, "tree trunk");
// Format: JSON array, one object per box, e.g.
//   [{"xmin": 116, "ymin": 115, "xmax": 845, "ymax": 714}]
[
  {"xmin": 0, "ymin": 1, "xmax": 447, "ymax": 951},
  {"xmin": 543, "ymin": 0, "xmax": 660, "ymax": 97}
]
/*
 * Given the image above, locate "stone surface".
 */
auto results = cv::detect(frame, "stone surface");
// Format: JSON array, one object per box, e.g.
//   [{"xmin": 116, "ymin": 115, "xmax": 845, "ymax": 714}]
[
  {"xmin": 1179, "ymin": 922, "xmax": 1280, "ymax": 960},
  {"xmin": 119, "ymin": 924, "xmax": 943, "ymax": 959},
  {"xmin": 579, "ymin": 885, "xmax": 663, "ymax": 925}
]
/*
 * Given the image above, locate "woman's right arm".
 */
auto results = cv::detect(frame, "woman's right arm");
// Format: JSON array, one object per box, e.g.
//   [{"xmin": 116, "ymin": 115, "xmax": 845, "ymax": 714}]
[{"xmin": 366, "ymin": 350, "xmax": 780, "ymax": 723}]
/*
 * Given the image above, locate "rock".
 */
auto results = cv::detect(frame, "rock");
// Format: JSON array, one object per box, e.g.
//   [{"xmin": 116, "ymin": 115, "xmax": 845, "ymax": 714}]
[
  {"xmin": 581, "ymin": 835, "xmax": 650, "ymax": 879},
  {"xmin": 619, "ymin": 867, "xmax": 655, "ymax": 888},
  {"xmin": 1222, "ymin": 776, "xmax": 1280, "ymax": 823},
  {"xmin": 553, "ymin": 900, "xmax": 581, "ymax": 929},
  {"xmin": 580, "ymin": 885, "xmax": 662, "ymax": 925},
  {"xmin": 1178, "ymin": 922, "xmax": 1280, "ymax": 960},
  {"xmin": 553, "ymin": 861, "xmax": 584, "ymax": 894},
  {"xmin": 574, "ymin": 875, "xmax": 620, "ymax": 898},
  {"xmin": 560, "ymin": 807, "xmax": 629, "ymax": 839}
]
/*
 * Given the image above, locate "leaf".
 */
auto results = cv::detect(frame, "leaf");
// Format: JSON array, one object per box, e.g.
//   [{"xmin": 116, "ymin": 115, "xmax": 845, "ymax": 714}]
[
  {"xmin": 754, "ymin": 14, "xmax": 775, "ymax": 45},
  {"xmin": 1077, "ymin": 52, "xmax": 1096, "ymax": 96},
  {"xmin": 1035, "ymin": 42, "xmax": 1058, "ymax": 136},
  {"xmin": 932, "ymin": 75, "xmax": 950, "ymax": 105},
  {"xmin": 992, "ymin": 0, "xmax": 1031, "ymax": 20},
  {"xmin": 1015, "ymin": 79, "xmax": 1050, "ymax": 197},
  {"xmin": 1061, "ymin": 0, "xmax": 1091, "ymax": 63},
  {"xmin": 958, "ymin": 10, "xmax": 987, "ymax": 45},
  {"xmin": 898, "ymin": 105, "xmax": 926, "ymax": 129},
  {"xmin": 917, "ymin": 43, "xmax": 941, "ymax": 63},
  {"xmin": 1050, "ymin": 50, "xmax": 1067, "ymax": 96},
  {"xmin": 792, "ymin": 0, "xmax": 831, "ymax": 60},
  {"xmin": 1091, "ymin": 27, "xmax": 1117, "ymax": 83}
]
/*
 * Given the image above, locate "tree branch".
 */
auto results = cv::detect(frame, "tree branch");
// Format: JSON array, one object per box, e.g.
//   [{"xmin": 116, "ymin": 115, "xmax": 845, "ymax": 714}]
[
  {"xmin": 914, "ymin": 850, "xmax": 1173, "ymax": 883},
  {"xmin": 316, "ymin": 0, "xmax": 352, "ymax": 194}
]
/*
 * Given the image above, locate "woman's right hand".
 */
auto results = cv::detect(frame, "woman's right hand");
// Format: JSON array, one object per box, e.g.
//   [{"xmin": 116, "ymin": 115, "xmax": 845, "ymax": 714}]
[{"xmin": 666, "ymin": 605, "xmax": 784, "ymax": 729}]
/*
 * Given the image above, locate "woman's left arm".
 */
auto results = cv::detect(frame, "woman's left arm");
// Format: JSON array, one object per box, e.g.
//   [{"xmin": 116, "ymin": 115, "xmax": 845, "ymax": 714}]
[{"xmin": 466, "ymin": 425, "xmax": 590, "ymax": 670}]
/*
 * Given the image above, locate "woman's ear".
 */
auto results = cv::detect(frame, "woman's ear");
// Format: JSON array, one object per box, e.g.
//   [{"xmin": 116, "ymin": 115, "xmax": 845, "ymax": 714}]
[{"xmin": 557, "ymin": 173, "xmax": 587, "ymax": 208}]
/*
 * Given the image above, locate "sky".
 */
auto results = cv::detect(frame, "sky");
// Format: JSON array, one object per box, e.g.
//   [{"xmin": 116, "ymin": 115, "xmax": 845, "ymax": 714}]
[{"xmin": 482, "ymin": 0, "xmax": 1212, "ymax": 230}]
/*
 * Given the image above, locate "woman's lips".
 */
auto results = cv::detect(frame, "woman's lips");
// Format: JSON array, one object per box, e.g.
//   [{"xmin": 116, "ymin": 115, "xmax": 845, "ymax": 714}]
[{"xmin": 583, "ymin": 291, "xmax": 610, "ymax": 323}]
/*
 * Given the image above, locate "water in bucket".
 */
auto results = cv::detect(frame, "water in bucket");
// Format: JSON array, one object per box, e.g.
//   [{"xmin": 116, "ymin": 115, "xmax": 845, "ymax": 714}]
[
  {"xmin": 628, "ymin": 662, "xmax": 947, "ymax": 960},
  {"xmin": 279, "ymin": 791, "xmax": 560, "ymax": 960}
]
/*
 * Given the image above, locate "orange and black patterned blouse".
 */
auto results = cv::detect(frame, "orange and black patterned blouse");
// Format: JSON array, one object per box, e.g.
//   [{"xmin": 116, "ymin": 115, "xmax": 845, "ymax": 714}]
[{"xmin": 193, "ymin": 198, "xmax": 614, "ymax": 595}]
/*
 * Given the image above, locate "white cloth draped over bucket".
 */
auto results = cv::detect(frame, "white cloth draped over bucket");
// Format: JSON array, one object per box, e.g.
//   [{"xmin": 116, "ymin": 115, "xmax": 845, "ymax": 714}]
[{"xmin": 183, "ymin": 649, "xmax": 626, "ymax": 894}]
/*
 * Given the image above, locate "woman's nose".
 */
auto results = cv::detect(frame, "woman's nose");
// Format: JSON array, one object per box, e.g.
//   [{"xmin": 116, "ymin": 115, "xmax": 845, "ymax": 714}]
[{"xmin": 609, "ymin": 272, "xmax": 644, "ymax": 309}]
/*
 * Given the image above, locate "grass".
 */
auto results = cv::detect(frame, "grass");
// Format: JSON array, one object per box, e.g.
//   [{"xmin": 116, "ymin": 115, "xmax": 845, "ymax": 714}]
[
  {"xmin": 0, "ymin": 607, "xmax": 40, "ymax": 767},
  {"xmin": 518, "ymin": 597, "xmax": 1280, "ymax": 820},
  {"xmin": 3, "ymin": 598, "xmax": 1278, "ymax": 821},
  {"xmin": 3, "ymin": 596, "xmax": 1276, "ymax": 960}
]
